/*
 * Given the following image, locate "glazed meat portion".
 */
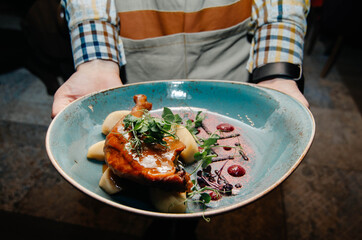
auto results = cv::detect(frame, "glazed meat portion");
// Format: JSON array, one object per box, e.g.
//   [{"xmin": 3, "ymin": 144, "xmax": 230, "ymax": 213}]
[{"xmin": 104, "ymin": 94, "xmax": 192, "ymax": 192}]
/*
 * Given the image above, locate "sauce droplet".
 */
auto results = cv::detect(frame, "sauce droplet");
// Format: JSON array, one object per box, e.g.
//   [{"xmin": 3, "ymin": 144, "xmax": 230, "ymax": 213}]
[
  {"xmin": 227, "ymin": 165, "xmax": 246, "ymax": 177},
  {"xmin": 209, "ymin": 191, "xmax": 222, "ymax": 201},
  {"xmin": 216, "ymin": 123, "xmax": 234, "ymax": 132},
  {"xmin": 223, "ymin": 146, "xmax": 232, "ymax": 151}
]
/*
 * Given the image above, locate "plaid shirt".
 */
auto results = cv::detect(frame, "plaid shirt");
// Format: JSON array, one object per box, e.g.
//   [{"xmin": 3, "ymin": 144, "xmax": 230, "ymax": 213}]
[{"xmin": 62, "ymin": 0, "xmax": 309, "ymax": 72}]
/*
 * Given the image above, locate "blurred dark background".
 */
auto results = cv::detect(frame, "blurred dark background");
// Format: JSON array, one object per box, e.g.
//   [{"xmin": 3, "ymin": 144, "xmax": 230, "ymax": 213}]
[
  {"xmin": 0, "ymin": 0, "xmax": 361, "ymax": 239},
  {"xmin": 0, "ymin": 0, "xmax": 74, "ymax": 95}
]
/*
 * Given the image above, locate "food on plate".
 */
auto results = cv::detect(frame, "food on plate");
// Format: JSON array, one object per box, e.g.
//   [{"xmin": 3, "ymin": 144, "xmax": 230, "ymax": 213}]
[
  {"xmin": 104, "ymin": 94, "xmax": 193, "ymax": 192},
  {"xmin": 86, "ymin": 94, "xmax": 250, "ymax": 213},
  {"xmin": 102, "ymin": 110, "xmax": 131, "ymax": 135},
  {"xmin": 149, "ymin": 188, "xmax": 187, "ymax": 213},
  {"xmin": 99, "ymin": 167, "xmax": 122, "ymax": 194},
  {"xmin": 86, "ymin": 140, "xmax": 105, "ymax": 161},
  {"xmin": 175, "ymin": 125, "xmax": 198, "ymax": 164}
]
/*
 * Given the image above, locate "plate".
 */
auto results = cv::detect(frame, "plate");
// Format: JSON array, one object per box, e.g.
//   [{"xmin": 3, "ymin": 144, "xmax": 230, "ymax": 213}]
[{"xmin": 46, "ymin": 80, "xmax": 315, "ymax": 218}]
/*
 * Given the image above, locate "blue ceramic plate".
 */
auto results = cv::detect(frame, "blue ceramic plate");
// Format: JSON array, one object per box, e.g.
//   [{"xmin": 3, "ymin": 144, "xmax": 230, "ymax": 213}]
[{"xmin": 46, "ymin": 80, "xmax": 315, "ymax": 218}]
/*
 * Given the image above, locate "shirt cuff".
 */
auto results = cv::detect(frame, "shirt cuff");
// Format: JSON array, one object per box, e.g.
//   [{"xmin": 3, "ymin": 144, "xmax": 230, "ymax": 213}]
[
  {"xmin": 70, "ymin": 20, "xmax": 126, "ymax": 69},
  {"xmin": 247, "ymin": 21, "xmax": 304, "ymax": 72}
]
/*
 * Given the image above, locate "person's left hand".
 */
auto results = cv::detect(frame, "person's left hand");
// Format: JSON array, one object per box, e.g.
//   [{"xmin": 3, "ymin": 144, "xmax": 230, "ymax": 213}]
[{"xmin": 257, "ymin": 78, "xmax": 309, "ymax": 108}]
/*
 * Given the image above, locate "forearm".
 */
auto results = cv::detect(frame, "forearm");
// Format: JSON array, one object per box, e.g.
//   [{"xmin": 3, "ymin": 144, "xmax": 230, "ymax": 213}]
[
  {"xmin": 247, "ymin": 0, "xmax": 310, "ymax": 71},
  {"xmin": 61, "ymin": 0, "xmax": 126, "ymax": 69},
  {"xmin": 52, "ymin": 1, "xmax": 125, "ymax": 117},
  {"xmin": 247, "ymin": 0, "xmax": 310, "ymax": 107}
]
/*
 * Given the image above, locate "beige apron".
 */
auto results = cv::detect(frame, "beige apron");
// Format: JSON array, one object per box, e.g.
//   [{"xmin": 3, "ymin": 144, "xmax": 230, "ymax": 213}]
[{"xmin": 115, "ymin": 0, "xmax": 252, "ymax": 83}]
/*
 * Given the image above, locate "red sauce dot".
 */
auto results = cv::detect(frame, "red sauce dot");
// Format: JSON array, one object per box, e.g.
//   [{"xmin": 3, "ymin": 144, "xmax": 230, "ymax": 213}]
[
  {"xmin": 223, "ymin": 146, "xmax": 232, "ymax": 151},
  {"xmin": 216, "ymin": 123, "xmax": 234, "ymax": 132},
  {"xmin": 227, "ymin": 165, "xmax": 246, "ymax": 177},
  {"xmin": 209, "ymin": 191, "xmax": 222, "ymax": 201}
]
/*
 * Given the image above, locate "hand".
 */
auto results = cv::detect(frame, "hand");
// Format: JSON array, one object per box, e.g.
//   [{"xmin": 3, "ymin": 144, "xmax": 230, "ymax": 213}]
[
  {"xmin": 256, "ymin": 78, "xmax": 309, "ymax": 108},
  {"xmin": 51, "ymin": 60, "xmax": 122, "ymax": 118}
]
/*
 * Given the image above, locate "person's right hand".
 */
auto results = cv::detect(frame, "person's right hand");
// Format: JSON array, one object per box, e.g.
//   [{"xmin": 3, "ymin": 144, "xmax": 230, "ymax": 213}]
[{"xmin": 52, "ymin": 60, "xmax": 123, "ymax": 118}]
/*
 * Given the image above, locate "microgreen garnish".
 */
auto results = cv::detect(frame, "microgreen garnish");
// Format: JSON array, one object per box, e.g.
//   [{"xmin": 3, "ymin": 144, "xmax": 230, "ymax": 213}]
[
  {"xmin": 185, "ymin": 111, "xmax": 205, "ymax": 135},
  {"xmin": 161, "ymin": 107, "xmax": 183, "ymax": 124},
  {"xmin": 192, "ymin": 132, "xmax": 219, "ymax": 167},
  {"xmin": 185, "ymin": 180, "xmax": 221, "ymax": 222},
  {"xmin": 123, "ymin": 108, "xmax": 182, "ymax": 154}
]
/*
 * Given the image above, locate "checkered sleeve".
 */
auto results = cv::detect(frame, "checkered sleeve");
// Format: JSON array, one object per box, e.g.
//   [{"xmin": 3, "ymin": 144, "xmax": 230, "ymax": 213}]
[
  {"xmin": 247, "ymin": 0, "xmax": 310, "ymax": 72},
  {"xmin": 61, "ymin": 0, "xmax": 126, "ymax": 69}
]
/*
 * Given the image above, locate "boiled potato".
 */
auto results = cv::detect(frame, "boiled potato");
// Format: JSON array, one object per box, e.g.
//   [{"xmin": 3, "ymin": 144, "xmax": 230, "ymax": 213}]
[
  {"xmin": 99, "ymin": 167, "xmax": 122, "ymax": 194},
  {"xmin": 87, "ymin": 140, "xmax": 105, "ymax": 161},
  {"xmin": 102, "ymin": 110, "xmax": 131, "ymax": 135},
  {"xmin": 149, "ymin": 188, "xmax": 186, "ymax": 213},
  {"xmin": 176, "ymin": 125, "xmax": 198, "ymax": 164}
]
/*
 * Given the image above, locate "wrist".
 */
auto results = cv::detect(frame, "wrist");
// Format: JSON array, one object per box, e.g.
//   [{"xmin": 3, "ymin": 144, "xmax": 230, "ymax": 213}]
[
  {"xmin": 77, "ymin": 59, "xmax": 120, "ymax": 76},
  {"xmin": 258, "ymin": 78, "xmax": 297, "ymax": 87},
  {"xmin": 251, "ymin": 62, "xmax": 304, "ymax": 93}
]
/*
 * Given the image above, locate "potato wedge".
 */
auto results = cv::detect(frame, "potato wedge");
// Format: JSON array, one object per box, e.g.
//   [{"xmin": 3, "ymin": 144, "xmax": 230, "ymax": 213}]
[
  {"xmin": 99, "ymin": 168, "xmax": 122, "ymax": 195},
  {"xmin": 149, "ymin": 188, "xmax": 186, "ymax": 213},
  {"xmin": 87, "ymin": 140, "xmax": 105, "ymax": 161},
  {"xmin": 102, "ymin": 110, "xmax": 131, "ymax": 135},
  {"xmin": 176, "ymin": 125, "xmax": 198, "ymax": 164}
]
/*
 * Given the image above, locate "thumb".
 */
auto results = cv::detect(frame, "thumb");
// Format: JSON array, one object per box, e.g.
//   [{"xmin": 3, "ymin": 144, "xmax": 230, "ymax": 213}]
[{"xmin": 51, "ymin": 94, "xmax": 74, "ymax": 118}]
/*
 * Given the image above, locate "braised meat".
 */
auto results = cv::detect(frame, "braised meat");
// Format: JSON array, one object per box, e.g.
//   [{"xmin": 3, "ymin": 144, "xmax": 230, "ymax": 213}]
[{"xmin": 104, "ymin": 94, "xmax": 192, "ymax": 192}]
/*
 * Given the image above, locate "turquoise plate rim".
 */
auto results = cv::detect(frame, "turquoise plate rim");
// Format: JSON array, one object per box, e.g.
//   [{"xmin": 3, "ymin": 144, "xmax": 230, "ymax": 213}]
[{"xmin": 45, "ymin": 79, "xmax": 315, "ymax": 219}]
